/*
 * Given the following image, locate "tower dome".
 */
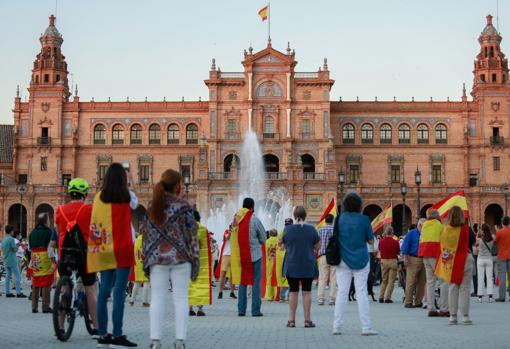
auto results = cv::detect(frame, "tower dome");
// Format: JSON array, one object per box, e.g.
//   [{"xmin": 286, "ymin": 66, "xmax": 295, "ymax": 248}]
[{"xmin": 40, "ymin": 15, "xmax": 63, "ymax": 46}]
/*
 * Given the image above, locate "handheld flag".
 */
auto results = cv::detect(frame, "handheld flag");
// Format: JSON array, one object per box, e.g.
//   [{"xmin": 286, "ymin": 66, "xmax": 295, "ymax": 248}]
[
  {"xmin": 371, "ymin": 205, "xmax": 393, "ymax": 233},
  {"xmin": 258, "ymin": 6, "xmax": 269, "ymax": 21},
  {"xmin": 431, "ymin": 190, "xmax": 469, "ymax": 219},
  {"xmin": 316, "ymin": 198, "xmax": 337, "ymax": 230}
]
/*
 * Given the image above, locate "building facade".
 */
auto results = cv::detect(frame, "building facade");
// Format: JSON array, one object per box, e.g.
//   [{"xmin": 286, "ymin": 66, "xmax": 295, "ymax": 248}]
[{"xmin": 1, "ymin": 14, "xmax": 509, "ymax": 236}]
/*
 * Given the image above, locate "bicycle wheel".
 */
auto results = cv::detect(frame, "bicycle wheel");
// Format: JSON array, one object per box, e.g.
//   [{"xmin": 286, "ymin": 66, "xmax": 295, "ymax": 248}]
[
  {"xmin": 79, "ymin": 291, "xmax": 94, "ymax": 335},
  {"xmin": 53, "ymin": 276, "xmax": 76, "ymax": 341}
]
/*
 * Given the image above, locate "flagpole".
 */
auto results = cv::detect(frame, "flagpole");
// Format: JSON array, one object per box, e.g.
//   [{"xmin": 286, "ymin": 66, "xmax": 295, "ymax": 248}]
[{"xmin": 268, "ymin": 2, "xmax": 271, "ymax": 43}]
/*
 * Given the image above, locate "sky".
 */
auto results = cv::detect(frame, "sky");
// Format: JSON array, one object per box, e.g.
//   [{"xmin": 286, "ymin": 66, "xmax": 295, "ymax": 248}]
[{"xmin": 0, "ymin": 0, "xmax": 506, "ymax": 124}]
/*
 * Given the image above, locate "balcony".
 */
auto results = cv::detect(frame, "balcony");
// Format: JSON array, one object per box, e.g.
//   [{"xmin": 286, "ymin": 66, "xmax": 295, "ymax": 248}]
[
  {"xmin": 300, "ymin": 132, "xmax": 313, "ymax": 140},
  {"xmin": 167, "ymin": 138, "xmax": 179, "ymax": 145},
  {"xmin": 303, "ymin": 172, "xmax": 325, "ymax": 180},
  {"xmin": 149, "ymin": 138, "xmax": 161, "ymax": 145},
  {"xmin": 186, "ymin": 138, "xmax": 199, "ymax": 145},
  {"xmin": 491, "ymin": 136, "xmax": 505, "ymax": 145},
  {"xmin": 399, "ymin": 138, "xmax": 411, "ymax": 144},
  {"xmin": 37, "ymin": 137, "xmax": 51, "ymax": 146},
  {"xmin": 435, "ymin": 138, "xmax": 447, "ymax": 144},
  {"xmin": 112, "ymin": 139, "xmax": 124, "ymax": 145},
  {"xmin": 381, "ymin": 138, "xmax": 392, "ymax": 144},
  {"xmin": 265, "ymin": 172, "xmax": 286, "ymax": 180},
  {"xmin": 220, "ymin": 72, "xmax": 244, "ymax": 78},
  {"xmin": 208, "ymin": 172, "xmax": 232, "ymax": 180},
  {"xmin": 361, "ymin": 138, "xmax": 373, "ymax": 144},
  {"xmin": 295, "ymin": 72, "xmax": 319, "ymax": 78},
  {"xmin": 226, "ymin": 132, "xmax": 240, "ymax": 140},
  {"xmin": 263, "ymin": 133, "xmax": 279, "ymax": 140},
  {"xmin": 417, "ymin": 138, "xmax": 429, "ymax": 144},
  {"xmin": 130, "ymin": 139, "xmax": 142, "ymax": 145},
  {"xmin": 342, "ymin": 138, "xmax": 355, "ymax": 144}
]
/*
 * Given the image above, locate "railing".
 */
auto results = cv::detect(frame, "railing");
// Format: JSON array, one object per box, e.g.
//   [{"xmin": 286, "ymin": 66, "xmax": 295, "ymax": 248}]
[
  {"xmin": 130, "ymin": 139, "xmax": 142, "ymax": 145},
  {"xmin": 265, "ymin": 172, "xmax": 286, "ymax": 180},
  {"xmin": 93, "ymin": 138, "xmax": 106, "ymax": 145},
  {"xmin": 303, "ymin": 172, "xmax": 325, "ymax": 180},
  {"xmin": 208, "ymin": 172, "xmax": 232, "ymax": 180},
  {"xmin": 399, "ymin": 138, "xmax": 411, "ymax": 144},
  {"xmin": 167, "ymin": 138, "xmax": 179, "ymax": 145},
  {"xmin": 149, "ymin": 138, "xmax": 161, "ymax": 145},
  {"xmin": 417, "ymin": 138, "xmax": 429, "ymax": 144},
  {"xmin": 435, "ymin": 138, "xmax": 447, "ymax": 144},
  {"xmin": 490, "ymin": 136, "xmax": 505, "ymax": 145},
  {"xmin": 300, "ymin": 132, "xmax": 312, "ymax": 140},
  {"xmin": 263, "ymin": 133, "xmax": 279, "ymax": 140},
  {"xmin": 186, "ymin": 139, "xmax": 199, "ymax": 145},
  {"xmin": 220, "ymin": 72, "xmax": 245, "ymax": 78},
  {"xmin": 112, "ymin": 139, "xmax": 124, "ymax": 145},
  {"xmin": 37, "ymin": 137, "xmax": 51, "ymax": 146},
  {"xmin": 342, "ymin": 138, "xmax": 355, "ymax": 144},
  {"xmin": 361, "ymin": 138, "xmax": 373, "ymax": 144},
  {"xmin": 226, "ymin": 132, "xmax": 240, "ymax": 140},
  {"xmin": 294, "ymin": 72, "xmax": 319, "ymax": 78},
  {"xmin": 380, "ymin": 138, "xmax": 392, "ymax": 144}
]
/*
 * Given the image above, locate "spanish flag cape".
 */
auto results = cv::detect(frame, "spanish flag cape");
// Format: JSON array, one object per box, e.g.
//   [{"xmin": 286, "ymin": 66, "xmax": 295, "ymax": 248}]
[
  {"xmin": 434, "ymin": 224, "xmax": 469, "ymax": 285},
  {"xmin": 129, "ymin": 234, "xmax": 148, "ymax": 283},
  {"xmin": 264, "ymin": 235, "xmax": 279, "ymax": 300},
  {"xmin": 189, "ymin": 223, "xmax": 213, "ymax": 306},
  {"xmin": 213, "ymin": 230, "xmax": 230, "ymax": 279},
  {"xmin": 29, "ymin": 247, "xmax": 54, "ymax": 287},
  {"xmin": 276, "ymin": 231, "xmax": 288, "ymax": 288},
  {"xmin": 87, "ymin": 193, "xmax": 135, "ymax": 273},
  {"xmin": 230, "ymin": 208, "xmax": 254, "ymax": 285}
]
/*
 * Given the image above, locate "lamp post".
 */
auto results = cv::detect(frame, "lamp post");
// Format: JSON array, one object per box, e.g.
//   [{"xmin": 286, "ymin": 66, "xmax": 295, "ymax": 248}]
[
  {"xmin": 401, "ymin": 182, "xmax": 408, "ymax": 235},
  {"xmin": 503, "ymin": 183, "xmax": 509, "ymax": 216},
  {"xmin": 338, "ymin": 169, "xmax": 345, "ymax": 213},
  {"xmin": 415, "ymin": 167, "xmax": 422, "ymax": 222},
  {"xmin": 16, "ymin": 184, "xmax": 27, "ymax": 236},
  {"xmin": 183, "ymin": 175, "xmax": 190, "ymax": 201}
]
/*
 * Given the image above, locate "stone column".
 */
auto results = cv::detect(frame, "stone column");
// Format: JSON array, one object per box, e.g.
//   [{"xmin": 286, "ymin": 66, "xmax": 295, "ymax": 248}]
[
  {"xmin": 248, "ymin": 73, "xmax": 253, "ymax": 101},
  {"xmin": 286, "ymin": 108, "xmax": 291, "ymax": 137},
  {"xmin": 286, "ymin": 73, "xmax": 291, "ymax": 101}
]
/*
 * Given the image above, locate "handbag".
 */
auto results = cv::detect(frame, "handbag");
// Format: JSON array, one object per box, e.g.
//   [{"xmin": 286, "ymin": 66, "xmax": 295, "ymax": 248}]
[
  {"xmin": 325, "ymin": 213, "xmax": 341, "ymax": 266},
  {"xmin": 482, "ymin": 239, "xmax": 498, "ymax": 257}
]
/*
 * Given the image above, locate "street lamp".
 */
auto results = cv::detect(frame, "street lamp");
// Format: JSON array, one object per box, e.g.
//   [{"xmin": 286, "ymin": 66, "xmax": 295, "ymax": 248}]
[
  {"xmin": 415, "ymin": 167, "xmax": 422, "ymax": 222},
  {"xmin": 401, "ymin": 182, "xmax": 408, "ymax": 235},
  {"xmin": 183, "ymin": 175, "xmax": 191, "ymax": 201},
  {"xmin": 503, "ymin": 183, "xmax": 509, "ymax": 216},
  {"xmin": 338, "ymin": 169, "xmax": 345, "ymax": 213},
  {"xmin": 16, "ymin": 184, "xmax": 27, "ymax": 237}
]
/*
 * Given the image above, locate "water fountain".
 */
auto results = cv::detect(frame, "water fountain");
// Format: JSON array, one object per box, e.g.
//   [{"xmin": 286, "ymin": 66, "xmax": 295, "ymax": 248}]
[{"xmin": 204, "ymin": 128, "xmax": 292, "ymax": 242}]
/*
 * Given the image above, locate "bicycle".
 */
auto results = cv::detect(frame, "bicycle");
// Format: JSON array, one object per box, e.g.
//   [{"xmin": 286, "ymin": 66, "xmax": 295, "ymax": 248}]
[{"xmin": 52, "ymin": 273, "xmax": 94, "ymax": 341}]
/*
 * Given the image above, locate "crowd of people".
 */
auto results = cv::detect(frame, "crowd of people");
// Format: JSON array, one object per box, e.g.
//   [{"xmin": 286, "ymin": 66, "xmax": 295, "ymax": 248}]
[{"xmin": 1, "ymin": 164, "xmax": 510, "ymax": 348}]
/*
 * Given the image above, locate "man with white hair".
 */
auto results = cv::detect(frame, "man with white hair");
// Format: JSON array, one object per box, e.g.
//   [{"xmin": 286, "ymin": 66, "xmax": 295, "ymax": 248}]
[
  {"xmin": 401, "ymin": 218, "xmax": 426, "ymax": 308},
  {"xmin": 419, "ymin": 209, "xmax": 449, "ymax": 317}
]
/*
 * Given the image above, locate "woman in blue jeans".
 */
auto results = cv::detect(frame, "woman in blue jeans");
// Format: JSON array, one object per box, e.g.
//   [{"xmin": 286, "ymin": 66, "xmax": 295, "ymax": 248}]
[{"xmin": 92, "ymin": 163, "xmax": 139, "ymax": 348}]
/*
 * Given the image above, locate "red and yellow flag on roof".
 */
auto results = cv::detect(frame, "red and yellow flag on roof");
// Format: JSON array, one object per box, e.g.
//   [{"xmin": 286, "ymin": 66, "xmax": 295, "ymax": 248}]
[
  {"xmin": 431, "ymin": 190, "xmax": 469, "ymax": 219},
  {"xmin": 316, "ymin": 198, "xmax": 337, "ymax": 230},
  {"xmin": 371, "ymin": 205, "xmax": 393, "ymax": 233},
  {"xmin": 258, "ymin": 5, "xmax": 269, "ymax": 21}
]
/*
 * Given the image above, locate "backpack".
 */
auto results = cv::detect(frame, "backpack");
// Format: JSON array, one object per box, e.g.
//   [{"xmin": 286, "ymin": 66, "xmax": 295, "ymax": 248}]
[
  {"xmin": 58, "ymin": 205, "xmax": 87, "ymax": 271},
  {"xmin": 325, "ymin": 212, "xmax": 342, "ymax": 266}
]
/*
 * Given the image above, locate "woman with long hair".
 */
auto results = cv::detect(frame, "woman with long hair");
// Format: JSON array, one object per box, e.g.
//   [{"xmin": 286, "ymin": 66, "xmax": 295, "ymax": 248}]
[
  {"xmin": 435, "ymin": 206, "xmax": 474, "ymax": 325},
  {"xmin": 142, "ymin": 169, "xmax": 199, "ymax": 349},
  {"xmin": 90, "ymin": 163, "xmax": 138, "ymax": 348},
  {"xmin": 475, "ymin": 223, "xmax": 494, "ymax": 302}
]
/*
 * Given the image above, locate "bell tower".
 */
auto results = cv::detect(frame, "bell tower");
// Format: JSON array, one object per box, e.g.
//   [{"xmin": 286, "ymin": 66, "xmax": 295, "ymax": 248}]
[
  {"xmin": 472, "ymin": 14, "xmax": 509, "ymax": 98},
  {"xmin": 28, "ymin": 15, "xmax": 70, "ymax": 100}
]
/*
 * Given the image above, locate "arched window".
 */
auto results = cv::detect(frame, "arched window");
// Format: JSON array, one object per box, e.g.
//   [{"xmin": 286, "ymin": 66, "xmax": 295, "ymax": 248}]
[
  {"xmin": 167, "ymin": 124, "xmax": 180, "ymax": 144},
  {"xmin": 361, "ymin": 124, "xmax": 373, "ymax": 144},
  {"xmin": 186, "ymin": 124, "xmax": 199, "ymax": 144},
  {"xmin": 263, "ymin": 154, "xmax": 280, "ymax": 179},
  {"xmin": 148, "ymin": 124, "xmax": 161, "ymax": 144},
  {"xmin": 93, "ymin": 124, "xmax": 106, "ymax": 144},
  {"xmin": 342, "ymin": 124, "xmax": 355, "ymax": 144},
  {"xmin": 112, "ymin": 124, "xmax": 124, "ymax": 144},
  {"xmin": 301, "ymin": 154, "xmax": 316, "ymax": 180},
  {"xmin": 398, "ymin": 124, "xmax": 411, "ymax": 144},
  {"xmin": 130, "ymin": 124, "xmax": 143, "ymax": 144},
  {"xmin": 435, "ymin": 124, "xmax": 447, "ymax": 144},
  {"xmin": 224, "ymin": 154, "xmax": 240, "ymax": 173},
  {"xmin": 417, "ymin": 124, "xmax": 429, "ymax": 144},
  {"xmin": 264, "ymin": 116, "xmax": 275, "ymax": 138},
  {"xmin": 380, "ymin": 124, "xmax": 392, "ymax": 144},
  {"xmin": 255, "ymin": 81, "xmax": 283, "ymax": 98}
]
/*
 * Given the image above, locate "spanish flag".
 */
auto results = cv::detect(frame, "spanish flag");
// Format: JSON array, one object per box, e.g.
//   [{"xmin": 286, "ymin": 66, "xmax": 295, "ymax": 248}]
[
  {"xmin": 434, "ymin": 224, "xmax": 469, "ymax": 285},
  {"xmin": 431, "ymin": 190, "xmax": 469, "ymax": 219},
  {"xmin": 29, "ymin": 247, "xmax": 55, "ymax": 287},
  {"xmin": 316, "ymin": 198, "xmax": 337, "ymax": 230},
  {"xmin": 230, "ymin": 208, "xmax": 254, "ymax": 285},
  {"xmin": 371, "ymin": 205, "xmax": 393, "ymax": 234},
  {"xmin": 129, "ymin": 234, "xmax": 148, "ymax": 283},
  {"xmin": 189, "ymin": 223, "xmax": 212, "ymax": 306},
  {"xmin": 258, "ymin": 5, "xmax": 269, "ymax": 21},
  {"xmin": 87, "ymin": 193, "xmax": 135, "ymax": 273}
]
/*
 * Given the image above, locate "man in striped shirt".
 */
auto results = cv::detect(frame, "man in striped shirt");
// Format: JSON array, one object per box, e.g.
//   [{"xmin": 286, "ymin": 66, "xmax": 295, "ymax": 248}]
[{"xmin": 317, "ymin": 214, "xmax": 336, "ymax": 305}]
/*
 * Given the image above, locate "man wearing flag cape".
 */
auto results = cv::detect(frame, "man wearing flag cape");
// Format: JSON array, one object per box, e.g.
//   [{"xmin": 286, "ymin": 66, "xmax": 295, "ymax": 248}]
[{"xmin": 230, "ymin": 197, "xmax": 267, "ymax": 316}]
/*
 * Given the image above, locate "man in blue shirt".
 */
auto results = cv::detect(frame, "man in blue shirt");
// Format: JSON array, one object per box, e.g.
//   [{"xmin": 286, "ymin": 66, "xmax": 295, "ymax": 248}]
[
  {"xmin": 1, "ymin": 225, "xmax": 26, "ymax": 298},
  {"xmin": 401, "ymin": 218, "xmax": 426, "ymax": 308}
]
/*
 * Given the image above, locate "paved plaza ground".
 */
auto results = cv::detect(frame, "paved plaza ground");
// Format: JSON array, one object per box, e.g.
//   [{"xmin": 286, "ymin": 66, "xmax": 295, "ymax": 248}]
[{"xmin": 1, "ymin": 283, "xmax": 509, "ymax": 349}]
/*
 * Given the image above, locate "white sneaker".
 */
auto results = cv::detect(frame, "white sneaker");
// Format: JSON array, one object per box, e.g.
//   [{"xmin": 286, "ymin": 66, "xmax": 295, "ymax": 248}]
[
  {"xmin": 361, "ymin": 329, "xmax": 379, "ymax": 336},
  {"xmin": 174, "ymin": 340, "xmax": 186, "ymax": 349},
  {"xmin": 461, "ymin": 317, "xmax": 473, "ymax": 325},
  {"xmin": 332, "ymin": 328, "xmax": 342, "ymax": 335}
]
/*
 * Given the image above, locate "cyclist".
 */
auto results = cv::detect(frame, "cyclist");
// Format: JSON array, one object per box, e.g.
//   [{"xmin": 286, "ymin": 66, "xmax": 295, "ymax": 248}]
[{"xmin": 53, "ymin": 178, "xmax": 98, "ymax": 338}]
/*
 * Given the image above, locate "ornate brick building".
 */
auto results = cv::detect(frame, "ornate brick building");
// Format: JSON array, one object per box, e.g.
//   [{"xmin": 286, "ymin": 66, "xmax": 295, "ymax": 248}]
[{"xmin": 1, "ymin": 14, "xmax": 509, "ymax": 237}]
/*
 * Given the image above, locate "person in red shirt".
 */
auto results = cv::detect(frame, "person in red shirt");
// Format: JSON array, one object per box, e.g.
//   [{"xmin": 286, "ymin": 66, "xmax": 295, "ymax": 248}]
[
  {"xmin": 378, "ymin": 226, "xmax": 400, "ymax": 303},
  {"xmin": 52, "ymin": 178, "xmax": 98, "ymax": 338},
  {"xmin": 496, "ymin": 216, "xmax": 510, "ymax": 301}
]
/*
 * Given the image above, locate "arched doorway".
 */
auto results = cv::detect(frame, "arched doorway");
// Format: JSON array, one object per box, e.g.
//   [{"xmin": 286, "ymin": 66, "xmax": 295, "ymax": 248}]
[
  {"xmin": 132, "ymin": 205, "xmax": 148, "ymax": 233},
  {"xmin": 363, "ymin": 204, "xmax": 383, "ymax": 221},
  {"xmin": 301, "ymin": 154, "xmax": 315, "ymax": 179},
  {"xmin": 420, "ymin": 204, "xmax": 433, "ymax": 220},
  {"xmin": 223, "ymin": 154, "xmax": 240, "ymax": 173},
  {"xmin": 484, "ymin": 203, "xmax": 504, "ymax": 229},
  {"xmin": 392, "ymin": 204, "xmax": 412, "ymax": 236},
  {"xmin": 35, "ymin": 203, "xmax": 55, "ymax": 228},
  {"xmin": 8, "ymin": 204, "xmax": 27, "ymax": 238},
  {"xmin": 263, "ymin": 154, "xmax": 279, "ymax": 178}
]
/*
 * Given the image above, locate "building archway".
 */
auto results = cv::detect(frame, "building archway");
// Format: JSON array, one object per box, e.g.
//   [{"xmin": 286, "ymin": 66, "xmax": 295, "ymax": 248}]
[
  {"xmin": 392, "ymin": 204, "xmax": 412, "ymax": 236},
  {"xmin": 263, "ymin": 154, "xmax": 279, "ymax": 173},
  {"xmin": 420, "ymin": 204, "xmax": 434, "ymax": 220},
  {"xmin": 484, "ymin": 203, "xmax": 504, "ymax": 229},
  {"xmin": 363, "ymin": 204, "xmax": 382, "ymax": 221},
  {"xmin": 35, "ymin": 203, "xmax": 55, "ymax": 228},
  {"xmin": 132, "ymin": 205, "xmax": 148, "ymax": 233},
  {"xmin": 8, "ymin": 204, "xmax": 27, "ymax": 238},
  {"xmin": 301, "ymin": 154, "xmax": 315, "ymax": 177},
  {"xmin": 224, "ymin": 154, "xmax": 241, "ymax": 173}
]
